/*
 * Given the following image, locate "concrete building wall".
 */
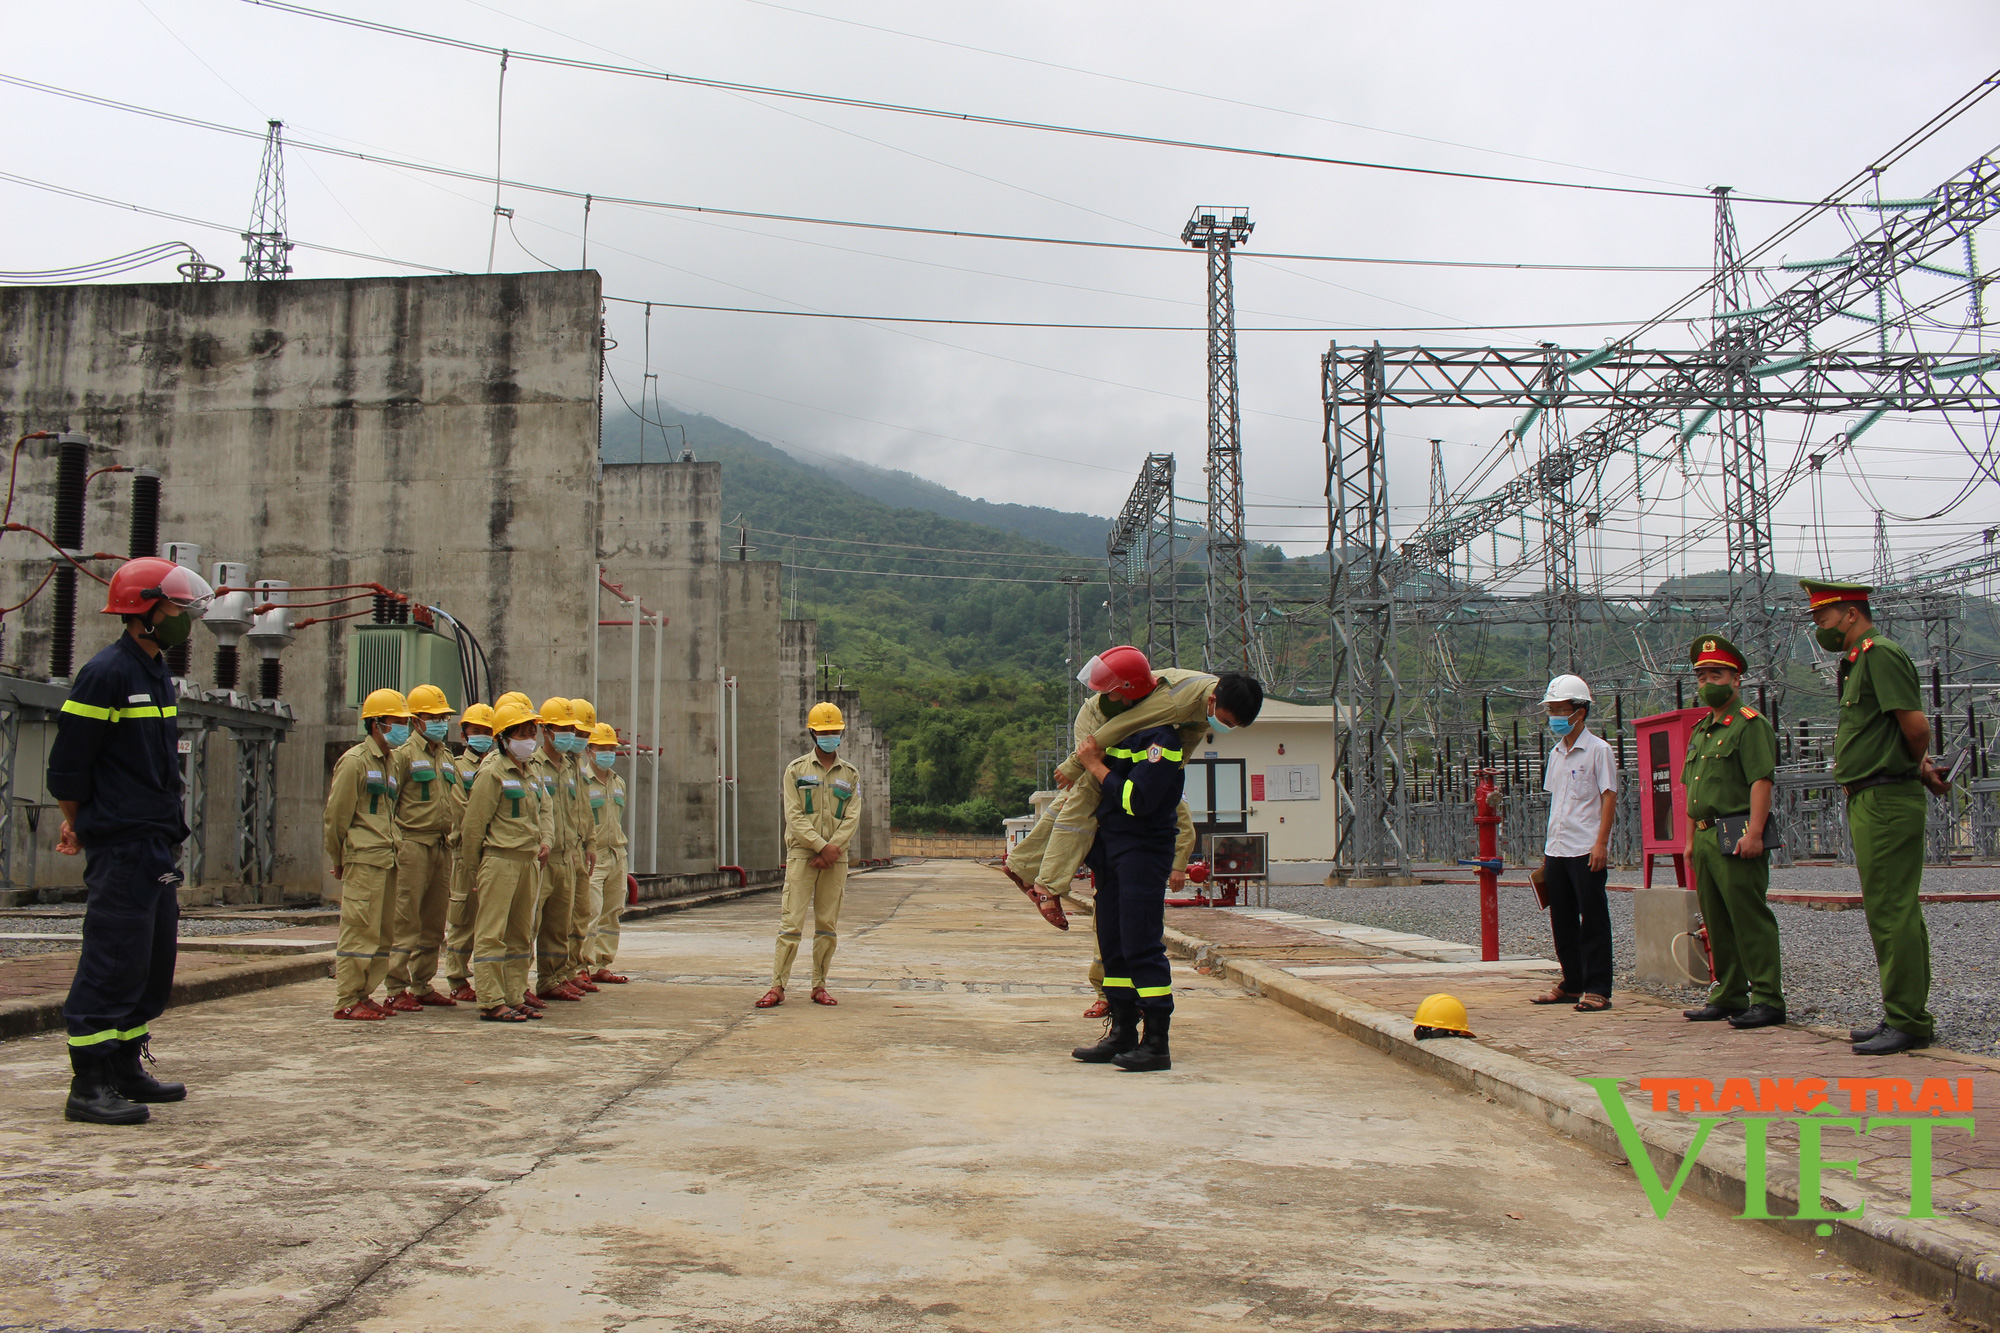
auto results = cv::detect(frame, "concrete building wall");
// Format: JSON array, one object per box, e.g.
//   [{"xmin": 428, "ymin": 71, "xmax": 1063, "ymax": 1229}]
[
  {"xmin": 0, "ymin": 270, "xmax": 813, "ymax": 897},
  {"xmin": 0, "ymin": 272, "xmax": 602, "ymax": 895}
]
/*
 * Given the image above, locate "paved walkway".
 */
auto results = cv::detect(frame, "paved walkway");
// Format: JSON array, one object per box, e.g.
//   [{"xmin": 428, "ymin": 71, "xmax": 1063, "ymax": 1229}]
[
  {"xmin": 0, "ymin": 863, "xmax": 1960, "ymax": 1332},
  {"xmin": 1177, "ymin": 904, "xmax": 2000, "ymax": 1232}
]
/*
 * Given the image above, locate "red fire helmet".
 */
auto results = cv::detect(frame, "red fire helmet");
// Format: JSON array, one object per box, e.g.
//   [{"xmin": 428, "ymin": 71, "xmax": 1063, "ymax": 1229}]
[
  {"xmin": 1075, "ymin": 644, "xmax": 1156, "ymax": 702},
  {"xmin": 102, "ymin": 557, "xmax": 215, "ymax": 617}
]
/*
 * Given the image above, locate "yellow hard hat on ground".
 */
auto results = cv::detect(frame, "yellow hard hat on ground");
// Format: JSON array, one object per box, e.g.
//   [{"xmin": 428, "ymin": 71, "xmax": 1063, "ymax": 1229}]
[
  {"xmin": 361, "ymin": 688, "xmax": 410, "ymax": 719},
  {"xmin": 496, "ymin": 690, "xmax": 531, "ymax": 712},
  {"xmin": 807, "ymin": 701, "xmax": 845, "ymax": 731},
  {"xmin": 406, "ymin": 683, "xmax": 453, "ymax": 716},
  {"xmin": 461, "ymin": 702, "xmax": 496, "ymax": 730},
  {"xmin": 570, "ymin": 698, "xmax": 597, "ymax": 728},
  {"xmin": 492, "ymin": 699, "xmax": 539, "ymax": 734},
  {"xmin": 589, "ymin": 722, "xmax": 618, "ymax": 746},
  {"xmin": 539, "ymin": 697, "xmax": 575, "ymax": 727},
  {"xmin": 1413, "ymin": 993, "xmax": 1474, "ymax": 1040}
]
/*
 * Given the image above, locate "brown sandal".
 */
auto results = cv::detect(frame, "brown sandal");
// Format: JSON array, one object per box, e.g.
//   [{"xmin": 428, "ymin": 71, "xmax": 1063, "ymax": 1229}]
[
  {"xmin": 755, "ymin": 987, "xmax": 785, "ymax": 1008},
  {"xmin": 1025, "ymin": 886, "xmax": 1070, "ymax": 931},
  {"xmin": 1573, "ymin": 994, "xmax": 1612, "ymax": 1012},
  {"xmin": 1529, "ymin": 985, "xmax": 1580, "ymax": 1005}
]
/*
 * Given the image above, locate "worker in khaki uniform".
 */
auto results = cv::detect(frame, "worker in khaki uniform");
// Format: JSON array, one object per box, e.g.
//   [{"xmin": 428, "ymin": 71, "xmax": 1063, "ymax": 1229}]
[
  {"xmin": 758, "ymin": 702, "xmax": 862, "ymax": 1009},
  {"xmin": 461, "ymin": 698, "xmax": 548, "ymax": 1023},
  {"xmin": 1080, "ymin": 800, "xmax": 1194, "ymax": 1019},
  {"xmin": 562, "ymin": 699, "xmax": 603, "ymax": 992},
  {"xmin": 441, "ymin": 702, "xmax": 495, "ymax": 1001},
  {"xmin": 530, "ymin": 698, "xmax": 589, "ymax": 1003},
  {"xmin": 1007, "ymin": 646, "xmax": 1263, "ymax": 928},
  {"xmin": 1678, "ymin": 634, "xmax": 1785, "ymax": 1030},
  {"xmin": 1803, "ymin": 579, "xmax": 1953, "ymax": 1055},
  {"xmin": 383, "ymin": 684, "xmax": 460, "ymax": 1009},
  {"xmin": 325, "ymin": 689, "xmax": 411, "ymax": 1020},
  {"xmin": 583, "ymin": 722, "xmax": 631, "ymax": 985}
]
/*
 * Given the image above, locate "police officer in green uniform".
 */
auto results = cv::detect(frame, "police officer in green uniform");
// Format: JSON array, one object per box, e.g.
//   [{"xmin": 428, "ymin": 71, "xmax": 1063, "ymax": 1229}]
[
  {"xmin": 1679, "ymin": 633, "xmax": 1786, "ymax": 1029},
  {"xmin": 1802, "ymin": 579, "xmax": 1951, "ymax": 1055}
]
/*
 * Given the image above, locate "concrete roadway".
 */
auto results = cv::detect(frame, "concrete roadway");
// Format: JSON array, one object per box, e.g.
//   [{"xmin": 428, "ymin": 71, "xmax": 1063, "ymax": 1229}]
[{"xmin": 0, "ymin": 861, "xmax": 1954, "ymax": 1333}]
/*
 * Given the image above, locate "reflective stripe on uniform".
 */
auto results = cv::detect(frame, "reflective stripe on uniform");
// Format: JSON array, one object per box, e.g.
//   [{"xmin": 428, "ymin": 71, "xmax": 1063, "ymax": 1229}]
[
  {"xmin": 59, "ymin": 700, "xmax": 176, "ymax": 722},
  {"xmin": 1101, "ymin": 976, "xmax": 1134, "ymax": 988},
  {"xmin": 68, "ymin": 1022, "xmax": 149, "ymax": 1047},
  {"xmin": 1137, "ymin": 985, "xmax": 1173, "ymax": 998},
  {"xmin": 1121, "ymin": 778, "xmax": 1135, "ymax": 815},
  {"xmin": 1105, "ymin": 744, "xmax": 1183, "ymax": 763}
]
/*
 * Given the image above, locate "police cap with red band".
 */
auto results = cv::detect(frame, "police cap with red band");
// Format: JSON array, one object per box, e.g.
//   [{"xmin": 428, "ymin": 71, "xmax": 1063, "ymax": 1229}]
[
  {"xmin": 1799, "ymin": 578, "xmax": 1872, "ymax": 611},
  {"xmin": 1689, "ymin": 632, "xmax": 1747, "ymax": 673}
]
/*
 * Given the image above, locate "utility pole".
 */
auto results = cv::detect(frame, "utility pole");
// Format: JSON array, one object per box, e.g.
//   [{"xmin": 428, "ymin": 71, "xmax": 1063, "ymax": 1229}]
[
  {"xmin": 1711, "ymin": 186, "xmax": 1781, "ymax": 700},
  {"xmin": 1183, "ymin": 206, "xmax": 1254, "ymax": 672},
  {"xmin": 1874, "ymin": 510, "xmax": 1894, "ymax": 583},
  {"xmin": 242, "ymin": 121, "xmax": 294, "ymax": 281},
  {"xmin": 1060, "ymin": 574, "xmax": 1086, "ymax": 721}
]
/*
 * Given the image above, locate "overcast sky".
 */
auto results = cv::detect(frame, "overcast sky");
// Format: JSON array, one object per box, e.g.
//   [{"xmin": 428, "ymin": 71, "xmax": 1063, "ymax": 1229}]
[{"xmin": 7, "ymin": 0, "xmax": 2000, "ymax": 589}]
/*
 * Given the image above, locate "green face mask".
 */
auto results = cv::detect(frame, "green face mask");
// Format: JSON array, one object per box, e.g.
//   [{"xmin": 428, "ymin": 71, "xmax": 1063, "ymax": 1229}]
[
  {"xmin": 1815, "ymin": 625, "xmax": 1849, "ymax": 652},
  {"xmin": 1698, "ymin": 682, "xmax": 1735, "ymax": 709},
  {"xmin": 150, "ymin": 610, "xmax": 193, "ymax": 648}
]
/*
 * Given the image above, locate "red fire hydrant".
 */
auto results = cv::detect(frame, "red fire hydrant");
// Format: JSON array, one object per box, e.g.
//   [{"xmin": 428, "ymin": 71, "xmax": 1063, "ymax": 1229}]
[{"xmin": 1458, "ymin": 767, "xmax": 1502, "ymax": 963}]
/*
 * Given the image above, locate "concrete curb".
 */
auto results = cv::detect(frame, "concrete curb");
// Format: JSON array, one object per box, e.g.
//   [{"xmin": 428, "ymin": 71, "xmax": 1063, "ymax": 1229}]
[
  {"xmin": 1165, "ymin": 924, "xmax": 2000, "ymax": 1330},
  {"xmin": 624, "ymin": 880, "xmax": 782, "ymax": 921},
  {"xmin": 0, "ymin": 953, "xmax": 334, "ymax": 1044}
]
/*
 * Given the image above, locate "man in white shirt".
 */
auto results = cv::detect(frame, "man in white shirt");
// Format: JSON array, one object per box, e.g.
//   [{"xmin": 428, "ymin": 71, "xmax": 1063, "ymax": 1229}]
[{"xmin": 1531, "ymin": 674, "xmax": 1619, "ymax": 1012}]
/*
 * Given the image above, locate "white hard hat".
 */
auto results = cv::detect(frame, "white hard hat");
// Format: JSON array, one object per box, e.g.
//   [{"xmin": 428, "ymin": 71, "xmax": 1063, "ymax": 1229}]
[{"xmin": 1541, "ymin": 674, "xmax": 1593, "ymax": 705}]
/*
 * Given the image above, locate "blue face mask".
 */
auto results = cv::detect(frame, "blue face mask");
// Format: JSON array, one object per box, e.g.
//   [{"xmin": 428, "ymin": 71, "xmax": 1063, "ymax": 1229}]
[
  {"xmin": 424, "ymin": 720, "xmax": 450, "ymax": 742},
  {"xmin": 1547, "ymin": 714, "xmax": 1573, "ymax": 736},
  {"xmin": 815, "ymin": 734, "xmax": 842, "ymax": 752},
  {"xmin": 594, "ymin": 751, "xmax": 616, "ymax": 770},
  {"xmin": 552, "ymin": 732, "xmax": 580, "ymax": 754},
  {"xmin": 383, "ymin": 722, "xmax": 411, "ymax": 748},
  {"xmin": 1208, "ymin": 712, "xmax": 1233, "ymax": 734},
  {"xmin": 465, "ymin": 734, "xmax": 494, "ymax": 754}
]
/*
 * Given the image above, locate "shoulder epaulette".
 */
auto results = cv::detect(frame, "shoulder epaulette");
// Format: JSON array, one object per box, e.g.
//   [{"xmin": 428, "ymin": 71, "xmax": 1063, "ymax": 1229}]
[
  {"xmin": 1863, "ymin": 638, "xmax": 1875, "ymax": 652},
  {"xmin": 1739, "ymin": 706, "xmax": 1758, "ymax": 719}
]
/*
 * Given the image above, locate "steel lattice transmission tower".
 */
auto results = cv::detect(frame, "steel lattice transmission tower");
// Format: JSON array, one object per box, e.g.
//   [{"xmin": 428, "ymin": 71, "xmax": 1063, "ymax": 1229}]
[
  {"xmin": 1060, "ymin": 574, "xmax": 1087, "ymax": 722},
  {"xmin": 243, "ymin": 120, "xmax": 295, "ymax": 281},
  {"xmin": 1711, "ymin": 186, "xmax": 1781, "ymax": 693},
  {"xmin": 1182, "ymin": 206, "xmax": 1254, "ymax": 671},
  {"xmin": 1106, "ymin": 453, "xmax": 1184, "ymax": 665}
]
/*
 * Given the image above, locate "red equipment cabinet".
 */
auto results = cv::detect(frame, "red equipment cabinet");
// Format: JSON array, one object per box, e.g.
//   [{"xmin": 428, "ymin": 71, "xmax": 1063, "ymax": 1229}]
[{"xmin": 1634, "ymin": 707, "xmax": 1708, "ymax": 888}]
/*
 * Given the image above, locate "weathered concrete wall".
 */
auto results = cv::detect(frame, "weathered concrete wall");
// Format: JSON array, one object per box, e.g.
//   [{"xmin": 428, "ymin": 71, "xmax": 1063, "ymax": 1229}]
[
  {"xmin": 720, "ymin": 561, "xmax": 785, "ymax": 871},
  {"xmin": 0, "ymin": 272, "xmax": 602, "ymax": 895}
]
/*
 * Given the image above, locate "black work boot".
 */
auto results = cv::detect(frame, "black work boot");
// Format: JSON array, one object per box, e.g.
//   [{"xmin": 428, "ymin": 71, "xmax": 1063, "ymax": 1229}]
[
  {"xmin": 1112, "ymin": 1010, "xmax": 1172, "ymax": 1072},
  {"xmin": 109, "ymin": 1038, "xmax": 186, "ymax": 1103},
  {"xmin": 64, "ymin": 1045, "xmax": 150, "ymax": 1125},
  {"xmin": 1072, "ymin": 995, "xmax": 1140, "ymax": 1063}
]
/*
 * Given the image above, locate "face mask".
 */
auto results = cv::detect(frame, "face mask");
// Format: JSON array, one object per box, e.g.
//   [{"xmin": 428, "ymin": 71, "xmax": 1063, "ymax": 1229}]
[
  {"xmin": 815, "ymin": 734, "xmax": 842, "ymax": 752},
  {"xmin": 594, "ymin": 751, "xmax": 616, "ymax": 770},
  {"xmin": 563, "ymin": 733, "xmax": 588, "ymax": 754},
  {"xmin": 1698, "ymin": 682, "xmax": 1735, "ymax": 709},
  {"xmin": 150, "ymin": 610, "xmax": 193, "ymax": 648},
  {"xmin": 465, "ymin": 735, "xmax": 494, "ymax": 754},
  {"xmin": 1208, "ymin": 713, "xmax": 1233, "ymax": 734},
  {"xmin": 507, "ymin": 736, "xmax": 538, "ymax": 761},
  {"xmin": 383, "ymin": 723, "xmax": 411, "ymax": 748},
  {"xmin": 1815, "ymin": 624, "xmax": 1849, "ymax": 652},
  {"xmin": 1547, "ymin": 714, "xmax": 1573, "ymax": 736},
  {"xmin": 424, "ymin": 720, "xmax": 450, "ymax": 742}
]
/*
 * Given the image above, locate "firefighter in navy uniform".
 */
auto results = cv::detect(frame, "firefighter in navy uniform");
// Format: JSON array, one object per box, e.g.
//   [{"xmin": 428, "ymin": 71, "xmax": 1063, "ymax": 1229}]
[
  {"xmin": 46, "ymin": 556, "xmax": 215, "ymax": 1125},
  {"xmin": 1070, "ymin": 720, "xmax": 1187, "ymax": 1072}
]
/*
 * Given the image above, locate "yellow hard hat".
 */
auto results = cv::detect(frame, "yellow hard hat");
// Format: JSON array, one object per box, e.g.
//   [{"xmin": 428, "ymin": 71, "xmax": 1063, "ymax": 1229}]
[
  {"xmin": 495, "ymin": 690, "xmax": 531, "ymax": 712},
  {"xmin": 807, "ymin": 701, "xmax": 845, "ymax": 731},
  {"xmin": 492, "ymin": 698, "xmax": 539, "ymax": 734},
  {"xmin": 1412, "ymin": 993, "xmax": 1473, "ymax": 1038},
  {"xmin": 570, "ymin": 698, "xmax": 597, "ymax": 728},
  {"xmin": 539, "ymin": 697, "xmax": 575, "ymax": 727},
  {"xmin": 361, "ymin": 687, "xmax": 410, "ymax": 720},
  {"xmin": 406, "ymin": 683, "xmax": 452, "ymax": 716},
  {"xmin": 461, "ymin": 702, "xmax": 496, "ymax": 729},
  {"xmin": 589, "ymin": 722, "xmax": 617, "ymax": 746}
]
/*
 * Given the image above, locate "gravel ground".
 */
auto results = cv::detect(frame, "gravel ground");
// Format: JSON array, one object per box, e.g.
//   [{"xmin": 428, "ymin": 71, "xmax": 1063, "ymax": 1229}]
[
  {"xmin": 1269, "ymin": 880, "xmax": 2000, "ymax": 1055},
  {"xmin": 0, "ymin": 914, "xmax": 277, "ymax": 959}
]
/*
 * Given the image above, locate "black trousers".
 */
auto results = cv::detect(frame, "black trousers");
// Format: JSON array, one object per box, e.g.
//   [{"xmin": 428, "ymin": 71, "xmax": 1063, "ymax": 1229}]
[
  {"xmin": 1086, "ymin": 833, "xmax": 1174, "ymax": 1013},
  {"xmin": 63, "ymin": 835, "xmax": 182, "ymax": 1047},
  {"xmin": 1543, "ymin": 853, "xmax": 1613, "ymax": 998}
]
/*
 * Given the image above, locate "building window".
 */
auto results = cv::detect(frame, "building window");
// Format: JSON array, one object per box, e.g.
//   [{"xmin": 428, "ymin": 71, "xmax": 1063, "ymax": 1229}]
[{"xmin": 1185, "ymin": 758, "xmax": 1248, "ymax": 836}]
